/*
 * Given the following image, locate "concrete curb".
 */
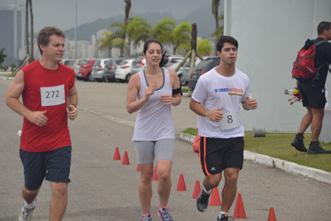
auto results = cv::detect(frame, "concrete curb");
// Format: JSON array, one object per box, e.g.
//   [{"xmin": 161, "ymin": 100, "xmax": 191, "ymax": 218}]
[
  {"xmin": 0, "ymin": 72, "xmax": 14, "ymax": 80},
  {"xmin": 179, "ymin": 133, "xmax": 331, "ymax": 185}
]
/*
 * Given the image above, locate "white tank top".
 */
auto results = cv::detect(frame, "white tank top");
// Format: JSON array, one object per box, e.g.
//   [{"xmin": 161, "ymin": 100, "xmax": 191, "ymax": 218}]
[{"xmin": 133, "ymin": 68, "xmax": 175, "ymax": 141}]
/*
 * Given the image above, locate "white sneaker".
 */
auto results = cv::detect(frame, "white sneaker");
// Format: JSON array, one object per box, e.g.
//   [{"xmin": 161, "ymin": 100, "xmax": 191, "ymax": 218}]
[{"xmin": 19, "ymin": 202, "xmax": 35, "ymax": 221}]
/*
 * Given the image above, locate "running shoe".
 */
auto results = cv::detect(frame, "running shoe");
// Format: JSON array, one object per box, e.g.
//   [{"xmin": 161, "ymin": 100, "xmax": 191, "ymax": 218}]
[
  {"xmin": 196, "ymin": 189, "xmax": 211, "ymax": 212},
  {"xmin": 157, "ymin": 208, "xmax": 174, "ymax": 221},
  {"xmin": 19, "ymin": 204, "xmax": 35, "ymax": 221},
  {"xmin": 291, "ymin": 134, "xmax": 307, "ymax": 152}
]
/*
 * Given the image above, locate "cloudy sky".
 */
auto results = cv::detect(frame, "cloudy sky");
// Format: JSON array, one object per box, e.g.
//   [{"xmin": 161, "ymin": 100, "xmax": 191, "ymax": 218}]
[{"xmin": 31, "ymin": 0, "xmax": 208, "ymax": 31}]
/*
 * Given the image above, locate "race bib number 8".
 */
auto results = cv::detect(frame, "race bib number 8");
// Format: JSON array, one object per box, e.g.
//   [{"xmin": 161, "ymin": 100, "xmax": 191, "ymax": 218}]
[
  {"xmin": 219, "ymin": 112, "xmax": 240, "ymax": 130},
  {"xmin": 40, "ymin": 85, "xmax": 65, "ymax": 106}
]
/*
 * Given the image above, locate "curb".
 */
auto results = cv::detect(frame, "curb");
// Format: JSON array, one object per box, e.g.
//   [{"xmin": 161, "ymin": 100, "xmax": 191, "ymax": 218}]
[{"xmin": 179, "ymin": 133, "xmax": 331, "ymax": 185}]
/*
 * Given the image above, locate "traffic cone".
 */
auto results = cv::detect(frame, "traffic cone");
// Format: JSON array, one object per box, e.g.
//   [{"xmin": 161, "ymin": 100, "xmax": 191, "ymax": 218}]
[
  {"xmin": 152, "ymin": 165, "xmax": 158, "ymax": 181},
  {"xmin": 267, "ymin": 208, "xmax": 277, "ymax": 221},
  {"xmin": 209, "ymin": 187, "xmax": 221, "ymax": 206},
  {"xmin": 113, "ymin": 146, "xmax": 121, "ymax": 160},
  {"xmin": 192, "ymin": 180, "xmax": 201, "ymax": 199},
  {"xmin": 176, "ymin": 174, "xmax": 187, "ymax": 191},
  {"xmin": 233, "ymin": 192, "xmax": 247, "ymax": 219},
  {"xmin": 121, "ymin": 151, "xmax": 130, "ymax": 165}
]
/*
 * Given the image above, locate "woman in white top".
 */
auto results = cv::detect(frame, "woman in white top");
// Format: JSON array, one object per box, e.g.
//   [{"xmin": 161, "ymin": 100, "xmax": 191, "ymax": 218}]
[{"xmin": 126, "ymin": 39, "xmax": 181, "ymax": 221}]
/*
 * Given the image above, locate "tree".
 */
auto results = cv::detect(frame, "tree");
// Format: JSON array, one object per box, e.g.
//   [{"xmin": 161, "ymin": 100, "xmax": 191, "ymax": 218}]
[
  {"xmin": 110, "ymin": 22, "xmax": 127, "ymax": 55},
  {"xmin": 98, "ymin": 31, "xmax": 113, "ymax": 57},
  {"xmin": 172, "ymin": 22, "xmax": 191, "ymax": 55},
  {"xmin": 152, "ymin": 18, "xmax": 176, "ymax": 46},
  {"xmin": 197, "ymin": 39, "xmax": 212, "ymax": 56},
  {"xmin": 126, "ymin": 17, "xmax": 151, "ymax": 56}
]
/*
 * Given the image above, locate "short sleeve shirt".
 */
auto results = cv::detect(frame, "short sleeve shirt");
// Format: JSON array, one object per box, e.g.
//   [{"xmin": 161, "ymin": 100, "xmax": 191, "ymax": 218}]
[{"xmin": 191, "ymin": 67, "xmax": 251, "ymax": 138}]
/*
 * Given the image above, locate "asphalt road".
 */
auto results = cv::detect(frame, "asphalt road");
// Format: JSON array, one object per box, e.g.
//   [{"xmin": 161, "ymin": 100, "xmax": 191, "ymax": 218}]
[{"xmin": 0, "ymin": 79, "xmax": 330, "ymax": 221}]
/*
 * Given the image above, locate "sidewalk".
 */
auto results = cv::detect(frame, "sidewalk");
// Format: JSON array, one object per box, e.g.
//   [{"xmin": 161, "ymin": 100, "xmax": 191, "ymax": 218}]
[{"xmin": 179, "ymin": 132, "xmax": 331, "ymax": 185}]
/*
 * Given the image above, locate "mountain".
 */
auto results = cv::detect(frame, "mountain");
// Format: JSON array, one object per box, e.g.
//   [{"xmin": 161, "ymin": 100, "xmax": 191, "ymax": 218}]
[{"xmin": 64, "ymin": 5, "xmax": 221, "ymax": 41}]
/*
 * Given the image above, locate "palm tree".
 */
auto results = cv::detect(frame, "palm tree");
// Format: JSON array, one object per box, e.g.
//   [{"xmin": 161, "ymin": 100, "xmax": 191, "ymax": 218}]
[
  {"xmin": 172, "ymin": 22, "xmax": 191, "ymax": 55},
  {"xmin": 126, "ymin": 17, "xmax": 151, "ymax": 56},
  {"xmin": 122, "ymin": 0, "xmax": 131, "ymax": 57},
  {"xmin": 98, "ymin": 31, "xmax": 113, "ymax": 57}
]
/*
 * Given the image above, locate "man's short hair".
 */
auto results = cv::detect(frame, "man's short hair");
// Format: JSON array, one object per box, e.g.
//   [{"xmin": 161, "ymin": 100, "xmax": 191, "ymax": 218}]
[
  {"xmin": 37, "ymin": 26, "xmax": 65, "ymax": 54},
  {"xmin": 317, "ymin": 21, "xmax": 331, "ymax": 35},
  {"xmin": 216, "ymin": 35, "xmax": 238, "ymax": 52}
]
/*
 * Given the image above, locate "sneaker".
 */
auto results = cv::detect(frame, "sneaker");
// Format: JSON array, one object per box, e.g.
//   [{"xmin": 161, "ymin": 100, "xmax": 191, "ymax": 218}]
[
  {"xmin": 196, "ymin": 189, "xmax": 211, "ymax": 212},
  {"xmin": 141, "ymin": 214, "xmax": 152, "ymax": 221},
  {"xmin": 216, "ymin": 213, "xmax": 229, "ymax": 221},
  {"xmin": 157, "ymin": 208, "xmax": 174, "ymax": 221},
  {"xmin": 19, "ymin": 204, "xmax": 35, "ymax": 221},
  {"xmin": 308, "ymin": 141, "xmax": 331, "ymax": 154},
  {"xmin": 291, "ymin": 134, "xmax": 307, "ymax": 152}
]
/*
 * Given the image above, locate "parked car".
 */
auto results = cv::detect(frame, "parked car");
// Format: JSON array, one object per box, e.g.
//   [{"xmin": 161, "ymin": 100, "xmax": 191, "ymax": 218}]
[
  {"xmin": 130, "ymin": 56, "xmax": 146, "ymax": 75},
  {"xmin": 188, "ymin": 56, "xmax": 220, "ymax": 92},
  {"xmin": 89, "ymin": 58, "xmax": 112, "ymax": 82},
  {"xmin": 73, "ymin": 59, "xmax": 83, "ymax": 75},
  {"xmin": 164, "ymin": 56, "xmax": 184, "ymax": 70},
  {"xmin": 177, "ymin": 66, "xmax": 190, "ymax": 85},
  {"xmin": 62, "ymin": 59, "xmax": 77, "ymax": 68},
  {"xmin": 115, "ymin": 58, "xmax": 134, "ymax": 82},
  {"xmin": 76, "ymin": 58, "xmax": 95, "ymax": 80},
  {"xmin": 102, "ymin": 59, "xmax": 118, "ymax": 82}
]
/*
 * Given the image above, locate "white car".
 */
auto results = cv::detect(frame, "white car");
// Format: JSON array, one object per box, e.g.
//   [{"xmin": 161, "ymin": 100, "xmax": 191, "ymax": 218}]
[{"xmin": 115, "ymin": 58, "xmax": 134, "ymax": 82}]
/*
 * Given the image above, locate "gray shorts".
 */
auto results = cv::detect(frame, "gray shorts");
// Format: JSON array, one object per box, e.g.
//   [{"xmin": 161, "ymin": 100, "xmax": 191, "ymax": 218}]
[{"xmin": 133, "ymin": 139, "xmax": 175, "ymax": 164}]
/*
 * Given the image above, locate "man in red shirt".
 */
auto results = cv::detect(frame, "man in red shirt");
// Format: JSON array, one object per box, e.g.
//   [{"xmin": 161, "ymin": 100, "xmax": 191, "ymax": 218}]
[{"xmin": 5, "ymin": 26, "xmax": 78, "ymax": 221}]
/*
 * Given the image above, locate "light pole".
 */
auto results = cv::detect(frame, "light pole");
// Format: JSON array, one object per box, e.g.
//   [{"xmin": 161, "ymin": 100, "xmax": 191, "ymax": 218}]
[{"xmin": 74, "ymin": 0, "xmax": 78, "ymax": 59}]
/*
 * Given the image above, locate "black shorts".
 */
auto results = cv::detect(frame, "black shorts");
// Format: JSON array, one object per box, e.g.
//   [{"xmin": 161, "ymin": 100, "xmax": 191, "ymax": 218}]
[
  {"xmin": 199, "ymin": 137, "xmax": 244, "ymax": 176},
  {"xmin": 19, "ymin": 146, "xmax": 72, "ymax": 191},
  {"xmin": 297, "ymin": 80, "xmax": 326, "ymax": 108}
]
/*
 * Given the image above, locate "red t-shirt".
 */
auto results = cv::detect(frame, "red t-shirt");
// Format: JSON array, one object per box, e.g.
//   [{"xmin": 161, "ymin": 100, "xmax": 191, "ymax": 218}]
[{"xmin": 20, "ymin": 60, "xmax": 75, "ymax": 152}]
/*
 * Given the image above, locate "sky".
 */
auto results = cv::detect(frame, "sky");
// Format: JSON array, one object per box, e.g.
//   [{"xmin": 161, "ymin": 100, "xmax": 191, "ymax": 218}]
[{"xmin": 31, "ymin": 0, "xmax": 208, "ymax": 31}]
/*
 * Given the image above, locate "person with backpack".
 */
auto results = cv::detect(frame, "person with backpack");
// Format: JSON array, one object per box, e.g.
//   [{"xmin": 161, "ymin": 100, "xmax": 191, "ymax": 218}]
[{"xmin": 291, "ymin": 21, "xmax": 331, "ymax": 154}]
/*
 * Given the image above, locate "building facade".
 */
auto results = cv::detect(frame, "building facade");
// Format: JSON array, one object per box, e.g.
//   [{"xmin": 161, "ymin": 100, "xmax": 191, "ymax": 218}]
[{"xmin": 0, "ymin": 0, "xmax": 24, "ymax": 65}]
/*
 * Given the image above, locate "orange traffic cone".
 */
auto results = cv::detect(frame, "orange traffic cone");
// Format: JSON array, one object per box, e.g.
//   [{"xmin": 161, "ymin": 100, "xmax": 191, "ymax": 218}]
[
  {"xmin": 152, "ymin": 165, "xmax": 159, "ymax": 181},
  {"xmin": 192, "ymin": 180, "xmax": 201, "ymax": 199},
  {"xmin": 176, "ymin": 174, "xmax": 187, "ymax": 191},
  {"xmin": 121, "ymin": 151, "xmax": 130, "ymax": 165},
  {"xmin": 233, "ymin": 192, "xmax": 247, "ymax": 219},
  {"xmin": 267, "ymin": 208, "xmax": 277, "ymax": 221},
  {"xmin": 113, "ymin": 146, "xmax": 121, "ymax": 160},
  {"xmin": 209, "ymin": 187, "xmax": 221, "ymax": 206}
]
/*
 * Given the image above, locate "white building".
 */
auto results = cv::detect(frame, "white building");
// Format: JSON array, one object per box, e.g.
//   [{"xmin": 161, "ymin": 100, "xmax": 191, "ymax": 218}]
[
  {"xmin": 0, "ymin": 0, "xmax": 24, "ymax": 64},
  {"xmin": 224, "ymin": 0, "xmax": 331, "ymax": 141}
]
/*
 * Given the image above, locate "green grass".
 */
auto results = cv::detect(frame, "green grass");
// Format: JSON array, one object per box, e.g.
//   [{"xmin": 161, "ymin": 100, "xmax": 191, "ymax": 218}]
[
  {"xmin": 182, "ymin": 128, "xmax": 331, "ymax": 172},
  {"xmin": 181, "ymin": 86, "xmax": 190, "ymax": 93}
]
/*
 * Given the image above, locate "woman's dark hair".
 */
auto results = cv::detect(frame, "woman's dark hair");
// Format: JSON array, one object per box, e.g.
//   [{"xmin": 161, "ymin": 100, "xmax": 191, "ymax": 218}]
[
  {"xmin": 143, "ymin": 39, "xmax": 167, "ymax": 67},
  {"xmin": 216, "ymin": 35, "xmax": 238, "ymax": 52}
]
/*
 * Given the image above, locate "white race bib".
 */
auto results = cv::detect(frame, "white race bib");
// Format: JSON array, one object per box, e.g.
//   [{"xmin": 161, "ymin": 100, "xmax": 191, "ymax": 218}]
[
  {"xmin": 40, "ymin": 85, "xmax": 65, "ymax": 107},
  {"xmin": 219, "ymin": 112, "xmax": 240, "ymax": 130}
]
